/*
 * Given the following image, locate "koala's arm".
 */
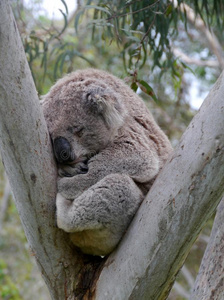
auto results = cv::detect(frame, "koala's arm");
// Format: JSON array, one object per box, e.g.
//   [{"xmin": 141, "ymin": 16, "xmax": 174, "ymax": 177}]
[
  {"xmin": 58, "ymin": 147, "xmax": 159, "ymax": 200},
  {"xmin": 58, "ymin": 161, "xmax": 88, "ymax": 177},
  {"xmin": 56, "ymin": 173, "xmax": 143, "ymax": 255}
]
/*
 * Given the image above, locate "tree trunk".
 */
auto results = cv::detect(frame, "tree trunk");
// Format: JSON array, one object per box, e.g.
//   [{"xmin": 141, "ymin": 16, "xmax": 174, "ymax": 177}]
[
  {"xmin": 93, "ymin": 72, "xmax": 224, "ymax": 300},
  {"xmin": 0, "ymin": 1, "xmax": 224, "ymax": 300},
  {"xmin": 191, "ymin": 197, "xmax": 224, "ymax": 300},
  {"xmin": 0, "ymin": 1, "xmax": 103, "ymax": 299}
]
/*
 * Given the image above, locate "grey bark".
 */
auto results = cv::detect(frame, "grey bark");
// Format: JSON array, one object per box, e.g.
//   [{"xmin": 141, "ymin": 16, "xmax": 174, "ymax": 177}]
[
  {"xmin": 191, "ymin": 198, "xmax": 224, "ymax": 300},
  {"xmin": 94, "ymin": 72, "xmax": 224, "ymax": 300},
  {"xmin": 0, "ymin": 2, "xmax": 101, "ymax": 300}
]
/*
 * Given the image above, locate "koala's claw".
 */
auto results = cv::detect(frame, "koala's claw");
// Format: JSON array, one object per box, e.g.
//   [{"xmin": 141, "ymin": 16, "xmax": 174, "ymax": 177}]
[
  {"xmin": 78, "ymin": 162, "xmax": 89, "ymax": 174},
  {"xmin": 58, "ymin": 161, "xmax": 89, "ymax": 178},
  {"xmin": 58, "ymin": 169, "xmax": 73, "ymax": 178}
]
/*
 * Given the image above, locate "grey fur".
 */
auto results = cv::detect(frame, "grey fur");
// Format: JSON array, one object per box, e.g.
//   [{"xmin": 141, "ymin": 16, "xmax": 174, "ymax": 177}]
[{"xmin": 41, "ymin": 69, "xmax": 173, "ymax": 256}]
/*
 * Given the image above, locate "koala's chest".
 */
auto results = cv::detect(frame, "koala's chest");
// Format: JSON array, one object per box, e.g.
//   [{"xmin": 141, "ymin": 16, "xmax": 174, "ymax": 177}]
[{"xmin": 69, "ymin": 228, "xmax": 118, "ymax": 256}]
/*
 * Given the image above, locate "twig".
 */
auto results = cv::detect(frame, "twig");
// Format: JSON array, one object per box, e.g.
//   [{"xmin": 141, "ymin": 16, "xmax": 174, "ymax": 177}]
[
  {"xmin": 173, "ymin": 281, "xmax": 190, "ymax": 299},
  {"xmin": 171, "ymin": 0, "xmax": 224, "ymax": 70},
  {"xmin": 106, "ymin": 0, "xmax": 161, "ymax": 22},
  {"xmin": 181, "ymin": 265, "xmax": 195, "ymax": 290},
  {"xmin": 173, "ymin": 47, "xmax": 219, "ymax": 68}
]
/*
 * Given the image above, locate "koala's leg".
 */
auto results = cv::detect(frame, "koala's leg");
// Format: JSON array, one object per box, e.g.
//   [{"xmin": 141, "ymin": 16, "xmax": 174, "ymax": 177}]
[{"xmin": 56, "ymin": 174, "xmax": 143, "ymax": 255}]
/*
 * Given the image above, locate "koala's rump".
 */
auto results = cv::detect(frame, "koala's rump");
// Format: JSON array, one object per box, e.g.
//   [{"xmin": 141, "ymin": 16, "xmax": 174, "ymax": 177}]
[{"xmin": 70, "ymin": 228, "xmax": 117, "ymax": 256}]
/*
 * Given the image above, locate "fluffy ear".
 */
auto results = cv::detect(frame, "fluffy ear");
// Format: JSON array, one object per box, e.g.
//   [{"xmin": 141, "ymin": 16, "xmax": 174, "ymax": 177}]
[{"xmin": 85, "ymin": 91, "xmax": 126, "ymax": 129}]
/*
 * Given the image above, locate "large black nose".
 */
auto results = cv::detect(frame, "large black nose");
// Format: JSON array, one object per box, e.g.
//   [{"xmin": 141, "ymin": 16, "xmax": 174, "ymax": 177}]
[{"xmin": 53, "ymin": 137, "xmax": 74, "ymax": 163}]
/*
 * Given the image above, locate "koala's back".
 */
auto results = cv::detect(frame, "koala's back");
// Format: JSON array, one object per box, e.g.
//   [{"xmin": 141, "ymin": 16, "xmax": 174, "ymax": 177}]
[
  {"xmin": 45, "ymin": 68, "xmax": 172, "ymax": 192},
  {"xmin": 83, "ymin": 69, "xmax": 173, "ymax": 189},
  {"xmin": 49, "ymin": 68, "xmax": 172, "ymax": 163},
  {"xmin": 71, "ymin": 69, "xmax": 172, "ymax": 171}
]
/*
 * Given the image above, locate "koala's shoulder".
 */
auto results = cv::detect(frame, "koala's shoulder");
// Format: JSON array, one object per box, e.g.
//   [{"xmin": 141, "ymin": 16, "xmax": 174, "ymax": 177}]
[{"xmin": 41, "ymin": 69, "xmax": 172, "ymax": 162}]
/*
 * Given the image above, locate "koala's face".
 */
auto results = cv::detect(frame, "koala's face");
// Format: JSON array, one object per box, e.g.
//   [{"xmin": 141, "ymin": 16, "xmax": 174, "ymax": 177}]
[{"xmin": 42, "ymin": 78, "xmax": 125, "ymax": 165}]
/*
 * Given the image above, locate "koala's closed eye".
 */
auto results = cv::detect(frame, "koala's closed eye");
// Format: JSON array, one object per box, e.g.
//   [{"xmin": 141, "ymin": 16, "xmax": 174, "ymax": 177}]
[
  {"xmin": 67, "ymin": 126, "xmax": 85, "ymax": 137},
  {"xmin": 76, "ymin": 128, "xmax": 85, "ymax": 138}
]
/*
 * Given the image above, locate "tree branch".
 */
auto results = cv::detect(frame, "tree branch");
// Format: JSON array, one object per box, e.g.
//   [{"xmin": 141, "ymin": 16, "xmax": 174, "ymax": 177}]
[
  {"xmin": 181, "ymin": 265, "xmax": 194, "ymax": 290},
  {"xmin": 173, "ymin": 281, "xmax": 190, "ymax": 299},
  {"xmin": 172, "ymin": 0, "xmax": 224, "ymax": 70},
  {"xmin": 199, "ymin": 233, "xmax": 210, "ymax": 244},
  {"xmin": 92, "ymin": 72, "xmax": 224, "ymax": 299},
  {"xmin": 191, "ymin": 197, "xmax": 224, "ymax": 299},
  {"xmin": 172, "ymin": 47, "xmax": 219, "ymax": 68},
  {"xmin": 0, "ymin": 1, "xmax": 103, "ymax": 299}
]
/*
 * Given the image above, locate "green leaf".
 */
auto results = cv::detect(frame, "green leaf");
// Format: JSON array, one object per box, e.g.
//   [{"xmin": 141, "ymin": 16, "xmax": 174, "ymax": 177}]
[
  {"xmin": 74, "ymin": 9, "xmax": 84, "ymax": 33},
  {"xmin": 85, "ymin": 5, "xmax": 111, "ymax": 16},
  {"xmin": 137, "ymin": 80, "xmax": 158, "ymax": 103},
  {"xmin": 131, "ymin": 82, "xmax": 138, "ymax": 92},
  {"xmin": 125, "ymin": 35, "xmax": 141, "ymax": 43},
  {"xmin": 139, "ymin": 42, "xmax": 147, "ymax": 69},
  {"xmin": 181, "ymin": 62, "xmax": 195, "ymax": 75},
  {"xmin": 58, "ymin": 9, "xmax": 68, "ymax": 36},
  {"xmin": 165, "ymin": 4, "xmax": 173, "ymax": 16},
  {"xmin": 54, "ymin": 52, "xmax": 64, "ymax": 79},
  {"xmin": 60, "ymin": 0, "xmax": 68, "ymax": 15}
]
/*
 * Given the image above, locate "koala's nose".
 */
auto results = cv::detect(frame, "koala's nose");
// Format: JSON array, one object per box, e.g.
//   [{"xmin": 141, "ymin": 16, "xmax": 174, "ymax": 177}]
[{"xmin": 53, "ymin": 137, "xmax": 74, "ymax": 163}]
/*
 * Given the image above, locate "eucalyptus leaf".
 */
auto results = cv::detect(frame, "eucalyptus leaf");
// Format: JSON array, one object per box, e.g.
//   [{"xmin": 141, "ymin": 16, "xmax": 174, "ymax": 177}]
[{"xmin": 137, "ymin": 80, "xmax": 158, "ymax": 103}]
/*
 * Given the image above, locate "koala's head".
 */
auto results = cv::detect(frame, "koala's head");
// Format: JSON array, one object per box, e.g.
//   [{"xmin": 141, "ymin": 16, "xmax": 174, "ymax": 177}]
[{"xmin": 41, "ymin": 72, "xmax": 126, "ymax": 165}]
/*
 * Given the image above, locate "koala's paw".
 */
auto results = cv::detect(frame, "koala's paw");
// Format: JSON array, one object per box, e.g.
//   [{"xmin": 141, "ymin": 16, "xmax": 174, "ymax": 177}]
[
  {"xmin": 56, "ymin": 193, "xmax": 74, "ymax": 232},
  {"xmin": 58, "ymin": 161, "xmax": 88, "ymax": 177},
  {"xmin": 57, "ymin": 176, "xmax": 82, "ymax": 199}
]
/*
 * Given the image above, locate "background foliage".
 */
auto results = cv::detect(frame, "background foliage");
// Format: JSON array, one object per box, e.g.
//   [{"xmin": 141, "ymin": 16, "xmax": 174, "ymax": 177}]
[{"xmin": 0, "ymin": 0, "xmax": 223, "ymax": 299}]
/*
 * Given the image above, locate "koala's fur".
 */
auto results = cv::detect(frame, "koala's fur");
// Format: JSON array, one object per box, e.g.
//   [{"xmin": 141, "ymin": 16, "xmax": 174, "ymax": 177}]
[{"xmin": 41, "ymin": 69, "xmax": 172, "ymax": 256}]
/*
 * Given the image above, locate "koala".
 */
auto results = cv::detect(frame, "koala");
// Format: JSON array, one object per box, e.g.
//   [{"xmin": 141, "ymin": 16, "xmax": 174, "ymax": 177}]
[{"xmin": 41, "ymin": 69, "xmax": 173, "ymax": 256}]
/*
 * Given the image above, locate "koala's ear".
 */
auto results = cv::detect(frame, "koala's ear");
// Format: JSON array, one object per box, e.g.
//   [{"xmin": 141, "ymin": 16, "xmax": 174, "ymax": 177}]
[{"xmin": 85, "ymin": 92, "xmax": 126, "ymax": 129}]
